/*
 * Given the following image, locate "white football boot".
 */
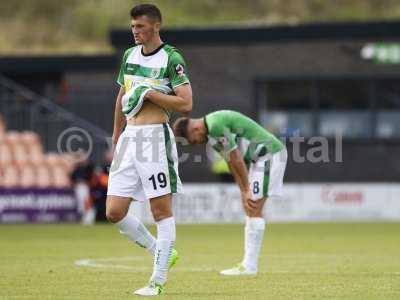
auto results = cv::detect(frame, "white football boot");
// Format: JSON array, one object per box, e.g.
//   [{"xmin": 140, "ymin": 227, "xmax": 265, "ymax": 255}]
[{"xmin": 220, "ymin": 263, "xmax": 257, "ymax": 276}]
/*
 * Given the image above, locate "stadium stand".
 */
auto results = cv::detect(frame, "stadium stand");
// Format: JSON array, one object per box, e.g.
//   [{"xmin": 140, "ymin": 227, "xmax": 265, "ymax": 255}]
[{"xmin": 0, "ymin": 127, "xmax": 73, "ymax": 189}]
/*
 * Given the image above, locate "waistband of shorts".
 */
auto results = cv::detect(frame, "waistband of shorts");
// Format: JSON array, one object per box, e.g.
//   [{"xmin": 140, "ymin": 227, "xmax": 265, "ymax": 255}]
[{"xmin": 125, "ymin": 123, "xmax": 168, "ymax": 130}]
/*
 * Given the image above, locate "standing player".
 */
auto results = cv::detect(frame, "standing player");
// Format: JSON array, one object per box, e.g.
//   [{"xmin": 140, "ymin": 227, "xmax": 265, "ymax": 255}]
[
  {"xmin": 173, "ymin": 110, "xmax": 286, "ymax": 275},
  {"xmin": 106, "ymin": 4, "xmax": 192, "ymax": 296}
]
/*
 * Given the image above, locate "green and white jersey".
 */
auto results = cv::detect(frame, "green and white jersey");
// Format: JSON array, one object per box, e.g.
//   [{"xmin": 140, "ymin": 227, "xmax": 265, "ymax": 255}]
[
  {"xmin": 117, "ymin": 43, "xmax": 190, "ymax": 118},
  {"xmin": 204, "ymin": 110, "xmax": 285, "ymax": 163}
]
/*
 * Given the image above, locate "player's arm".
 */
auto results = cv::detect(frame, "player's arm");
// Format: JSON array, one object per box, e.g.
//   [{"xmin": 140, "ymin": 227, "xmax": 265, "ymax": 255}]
[
  {"xmin": 227, "ymin": 148, "xmax": 250, "ymax": 193},
  {"xmin": 112, "ymin": 86, "xmax": 126, "ymax": 148},
  {"xmin": 145, "ymin": 84, "xmax": 192, "ymax": 114},
  {"xmin": 145, "ymin": 50, "xmax": 192, "ymax": 114},
  {"xmin": 112, "ymin": 49, "xmax": 129, "ymax": 148},
  {"xmin": 226, "ymin": 148, "xmax": 257, "ymax": 214}
]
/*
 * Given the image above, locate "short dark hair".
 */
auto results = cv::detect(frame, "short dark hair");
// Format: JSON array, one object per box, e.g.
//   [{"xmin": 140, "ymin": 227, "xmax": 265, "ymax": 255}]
[
  {"xmin": 173, "ymin": 117, "xmax": 190, "ymax": 139},
  {"xmin": 130, "ymin": 4, "xmax": 162, "ymax": 23}
]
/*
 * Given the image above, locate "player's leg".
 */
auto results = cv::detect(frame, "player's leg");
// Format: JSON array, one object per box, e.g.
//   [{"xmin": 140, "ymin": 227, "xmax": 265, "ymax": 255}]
[
  {"xmin": 133, "ymin": 193, "xmax": 177, "ymax": 296},
  {"xmin": 240, "ymin": 197, "xmax": 266, "ymax": 275},
  {"xmin": 133, "ymin": 124, "xmax": 181, "ymax": 296},
  {"xmin": 106, "ymin": 130, "xmax": 156, "ymax": 255},
  {"xmin": 106, "ymin": 195, "xmax": 156, "ymax": 255},
  {"xmin": 150, "ymin": 194, "xmax": 175, "ymax": 283},
  {"xmin": 220, "ymin": 157, "xmax": 269, "ymax": 276},
  {"xmin": 243, "ymin": 148, "xmax": 287, "ymax": 275}
]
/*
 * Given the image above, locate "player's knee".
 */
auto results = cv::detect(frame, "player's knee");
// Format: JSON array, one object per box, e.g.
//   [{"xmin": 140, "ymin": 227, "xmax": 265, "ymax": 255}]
[
  {"xmin": 247, "ymin": 198, "xmax": 265, "ymax": 218},
  {"xmin": 247, "ymin": 210, "xmax": 263, "ymax": 218},
  {"xmin": 106, "ymin": 208, "xmax": 126, "ymax": 224},
  {"xmin": 151, "ymin": 207, "xmax": 172, "ymax": 222}
]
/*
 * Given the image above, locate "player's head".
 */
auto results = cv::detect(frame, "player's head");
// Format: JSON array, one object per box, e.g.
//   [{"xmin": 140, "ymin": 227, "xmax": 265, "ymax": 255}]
[
  {"xmin": 173, "ymin": 117, "xmax": 208, "ymax": 144},
  {"xmin": 130, "ymin": 4, "xmax": 162, "ymax": 45}
]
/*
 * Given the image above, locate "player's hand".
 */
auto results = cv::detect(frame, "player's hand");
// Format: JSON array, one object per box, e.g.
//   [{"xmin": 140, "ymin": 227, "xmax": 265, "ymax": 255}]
[
  {"xmin": 241, "ymin": 189, "xmax": 256, "ymax": 215},
  {"xmin": 122, "ymin": 83, "xmax": 154, "ymax": 113}
]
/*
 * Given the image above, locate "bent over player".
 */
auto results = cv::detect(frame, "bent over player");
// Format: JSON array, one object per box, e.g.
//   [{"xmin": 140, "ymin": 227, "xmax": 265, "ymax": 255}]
[
  {"xmin": 173, "ymin": 110, "xmax": 286, "ymax": 275},
  {"xmin": 106, "ymin": 4, "xmax": 192, "ymax": 296}
]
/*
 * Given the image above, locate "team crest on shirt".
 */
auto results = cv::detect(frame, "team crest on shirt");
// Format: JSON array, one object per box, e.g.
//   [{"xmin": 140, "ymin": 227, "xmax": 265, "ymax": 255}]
[
  {"xmin": 149, "ymin": 68, "xmax": 160, "ymax": 78},
  {"xmin": 175, "ymin": 64, "xmax": 185, "ymax": 77}
]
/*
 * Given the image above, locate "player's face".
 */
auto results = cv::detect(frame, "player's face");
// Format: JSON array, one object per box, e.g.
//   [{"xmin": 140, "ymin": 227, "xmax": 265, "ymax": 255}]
[
  {"xmin": 131, "ymin": 16, "xmax": 159, "ymax": 45},
  {"xmin": 187, "ymin": 122, "xmax": 207, "ymax": 144}
]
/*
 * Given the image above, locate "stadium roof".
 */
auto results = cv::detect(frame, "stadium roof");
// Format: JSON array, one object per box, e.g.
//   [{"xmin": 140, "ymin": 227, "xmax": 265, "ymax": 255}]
[{"xmin": 111, "ymin": 20, "xmax": 400, "ymax": 48}]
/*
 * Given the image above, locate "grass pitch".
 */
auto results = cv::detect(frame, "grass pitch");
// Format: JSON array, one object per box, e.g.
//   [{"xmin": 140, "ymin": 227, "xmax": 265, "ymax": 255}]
[{"xmin": 0, "ymin": 223, "xmax": 399, "ymax": 299}]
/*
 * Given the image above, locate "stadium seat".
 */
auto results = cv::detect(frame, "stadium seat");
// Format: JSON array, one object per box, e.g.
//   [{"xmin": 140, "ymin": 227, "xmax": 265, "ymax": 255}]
[
  {"xmin": 60, "ymin": 154, "xmax": 76, "ymax": 173},
  {"xmin": 0, "ymin": 143, "xmax": 13, "ymax": 166},
  {"xmin": 0, "ymin": 129, "xmax": 73, "ymax": 189},
  {"xmin": 29, "ymin": 144, "xmax": 45, "ymax": 165},
  {"xmin": 21, "ymin": 131, "xmax": 44, "ymax": 162},
  {"xmin": 20, "ymin": 164, "xmax": 36, "ymax": 188},
  {"xmin": 20, "ymin": 131, "xmax": 41, "ymax": 145},
  {"xmin": 36, "ymin": 164, "xmax": 53, "ymax": 188},
  {"xmin": 5, "ymin": 131, "xmax": 21, "ymax": 145},
  {"xmin": 52, "ymin": 164, "xmax": 71, "ymax": 188},
  {"xmin": 13, "ymin": 142, "xmax": 30, "ymax": 165},
  {"xmin": 2, "ymin": 164, "xmax": 20, "ymax": 188}
]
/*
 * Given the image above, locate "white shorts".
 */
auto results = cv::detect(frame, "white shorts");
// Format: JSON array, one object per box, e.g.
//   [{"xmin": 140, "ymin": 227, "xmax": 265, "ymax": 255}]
[
  {"xmin": 107, "ymin": 123, "xmax": 183, "ymax": 201},
  {"xmin": 248, "ymin": 148, "xmax": 287, "ymax": 200}
]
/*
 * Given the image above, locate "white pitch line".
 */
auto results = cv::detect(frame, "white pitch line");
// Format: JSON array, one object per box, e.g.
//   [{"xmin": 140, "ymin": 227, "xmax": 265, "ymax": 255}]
[
  {"xmin": 74, "ymin": 256, "xmax": 400, "ymax": 275},
  {"xmin": 74, "ymin": 257, "xmax": 217, "ymax": 272}
]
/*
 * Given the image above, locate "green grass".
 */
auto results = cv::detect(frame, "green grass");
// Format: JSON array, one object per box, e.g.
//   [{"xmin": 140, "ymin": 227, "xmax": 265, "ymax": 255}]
[{"xmin": 0, "ymin": 223, "xmax": 399, "ymax": 299}]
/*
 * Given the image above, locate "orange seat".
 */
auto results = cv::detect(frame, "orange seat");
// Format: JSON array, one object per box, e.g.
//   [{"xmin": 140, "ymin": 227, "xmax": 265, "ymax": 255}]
[
  {"xmin": 20, "ymin": 131, "xmax": 41, "ymax": 145},
  {"xmin": 13, "ymin": 143, "xmax": 30, "ymax": 165},
  {"xmin": 46, "ymin": 152, "xmax": 64, "ymax": 166},
  {"xmin": 2, "ymin": 164, "xmax": 20, "ymax": 188},
  {"xmin": 52, "ymin": 165, "xmax": 71, "ymax": 188},
  {"xmin": 20, "ymin": 164, "xmax": 36, "ymax": 188},
  {"xmin": 5, "ymin": 131, "xmax": 21, "ymax": 146},
  {"xmin": 0, "ymin": 143, "xmax": 13, "ymax": 166},
  {"xmin": 0, "ymin": 167, "xmax": 3, "ymax": 187},
  {"xmin": 21, "ymin": 131, "xmax": 44, "ymax": 164},
  {"xmin": 36, "ymin": 164, "xmax": 53, "ymax": 188},
  {"xmin": 0, "ymin": 129, "xmax": 77, "ymax": 189},
  {"xmin": 30, "ymin": 144, "xmax": 45, "ymax": 165},
  {"xmin": 60, "ymin": 154, "xmax": 76, "ymax": 174}
]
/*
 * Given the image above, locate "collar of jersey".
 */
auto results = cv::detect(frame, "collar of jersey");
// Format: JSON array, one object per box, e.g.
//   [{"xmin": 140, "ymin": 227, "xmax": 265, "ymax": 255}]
[{"xmin": 140, "ymin": 43, "xmax": 165, "ymax": 57}]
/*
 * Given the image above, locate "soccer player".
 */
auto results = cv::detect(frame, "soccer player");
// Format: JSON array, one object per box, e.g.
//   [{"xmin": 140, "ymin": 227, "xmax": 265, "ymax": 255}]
[
  {"xmin": 106, "ymin": 4, "xmax": 192, "ymax": 296},
  {"xmin": 173, "ymin": 110, "xmax": 287, "ymax": 275}
]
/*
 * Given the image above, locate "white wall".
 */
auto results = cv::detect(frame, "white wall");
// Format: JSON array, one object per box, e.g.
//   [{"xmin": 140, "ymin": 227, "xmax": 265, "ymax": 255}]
[{"xmin": 130, "ymin": 183, "xmax": 400, "ymax": 224}]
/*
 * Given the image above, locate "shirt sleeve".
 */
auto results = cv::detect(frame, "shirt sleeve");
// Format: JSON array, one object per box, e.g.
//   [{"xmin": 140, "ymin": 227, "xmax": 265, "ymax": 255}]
[
  {"xmin": 167, "ymin": 51, "xmax": 190, "ymax": 89},
  {"xmin": 117, "ymin": 50, "xmax": 128, "ymax": 86},
  {"xmin": 209, "ymin": 128, "xmax": 238, "ymax": 158}
]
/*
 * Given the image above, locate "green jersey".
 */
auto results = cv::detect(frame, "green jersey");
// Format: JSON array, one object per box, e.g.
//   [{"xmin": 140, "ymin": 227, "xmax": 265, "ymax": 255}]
[
  {"xmin": 204, "ymin": 110, "xmax": 285, "ymax": 163},
  {"xmin": 117, "ymin": 43, "xmax": 190, "ymax": 118}
]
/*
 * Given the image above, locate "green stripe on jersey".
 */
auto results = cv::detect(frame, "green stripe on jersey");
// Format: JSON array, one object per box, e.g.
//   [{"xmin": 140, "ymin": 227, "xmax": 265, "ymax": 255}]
[
  {"xmin": 163, "ymin": 124, "xmax": 177, "ymax": 193},
  {"xmin": 263, "ymin": 160, "xmax": 270, "ymax": 198},
  {"xmin": 125, "ymin": 63, "xmax": 167, "ymax": 79}
]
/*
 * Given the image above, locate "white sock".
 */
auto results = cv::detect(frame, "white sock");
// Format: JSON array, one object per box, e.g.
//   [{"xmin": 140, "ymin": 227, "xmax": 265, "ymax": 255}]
[
  {"xmin": 150, "ymin": 216, "xmax": 176, "ymax": 285},
  {"xmin": 242, "ymin": 217, "xmax": 265, "ymax": 272},
  {"xmin": 116, "ymin": 214, "xmax": 156, "ymax": 255}
]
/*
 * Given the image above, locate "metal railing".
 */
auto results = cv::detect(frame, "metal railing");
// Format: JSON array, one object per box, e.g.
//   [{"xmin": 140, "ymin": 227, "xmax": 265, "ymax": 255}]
[{"xmin": 0, "ymin": 74, "xmax": 111, "ymax": 164}]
